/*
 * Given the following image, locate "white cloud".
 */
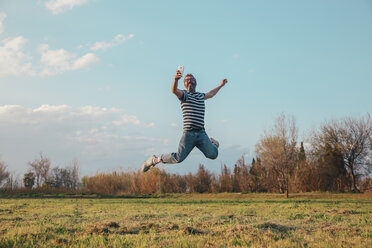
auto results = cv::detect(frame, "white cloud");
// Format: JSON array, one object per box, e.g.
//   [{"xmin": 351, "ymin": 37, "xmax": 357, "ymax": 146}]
[
  {"xmin": 0, "ymin": 40, "xmax": 99, "ymax": 77},
  {"xmin": 0, "ymin": 105, "xmax": 36, "ymax": 124},
  {"xmin": 45, "ymin": 0, "xmax": 89, "ymax": 15},
  {"xmin": 39, "ymin": 44, "xmax": 99, "ymax": 76},
  {"xmin": 0, "ymin": 104, "xmax": 153, "ymax": 128},
  {"xmin": 73, "ymin": 53, "xmax": 99, "ymax": 69},
  {"xmin": 112, "ymin": 115, "xmax": 155, "ymax": 128},
  {"xmin": 39, "ymin": 44, "xmax": 72, "ymax": 66},
  {"xmin": 0, "ymin": 12, "xmax": 6, "ymax": 34},
  {"xmin": 90, "ymin": 34, "xmax": 134, "ymax": 51},
  {"xmin": 69, "ymin": 131, "xmax": 169, "ymax": 162},
  {"xmin": 0, "ymin": 36, "xmax": 36, "ymax": 77},
  {"xmin": 0, "ymin": 104, "xmax": 74, "ymax": 124},
  {"xmin": 33, "ymin": 104, "xmax": 71, "ymax": 113},
  {"xmin": 0, "ymin": 104, "xmax": 162, "ymax": 174},
  {"xmin": 0, "ymin": 15, "xmax": 128, "ymax": 78}
]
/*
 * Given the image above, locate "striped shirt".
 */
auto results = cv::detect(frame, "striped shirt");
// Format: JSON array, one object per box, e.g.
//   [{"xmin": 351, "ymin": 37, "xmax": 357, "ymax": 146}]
[{"xmin": 180, "ymin": 90, "xmax": 205, "ymax": 131}]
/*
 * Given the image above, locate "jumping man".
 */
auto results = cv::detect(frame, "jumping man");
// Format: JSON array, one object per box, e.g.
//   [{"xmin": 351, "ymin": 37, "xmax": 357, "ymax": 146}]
[{"xmin": 142, "ymin": 69, "xmax": 228, "ymax": 172}]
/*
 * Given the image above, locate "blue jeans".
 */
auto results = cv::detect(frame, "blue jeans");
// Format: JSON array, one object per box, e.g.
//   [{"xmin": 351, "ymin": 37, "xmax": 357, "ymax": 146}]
[{"xmin": 161, "ymin": 130, "xmax": 218, "ymax": 164}]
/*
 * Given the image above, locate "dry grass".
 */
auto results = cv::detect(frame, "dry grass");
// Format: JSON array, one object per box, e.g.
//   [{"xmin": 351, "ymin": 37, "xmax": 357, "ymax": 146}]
[{"xmin": 0, "ymin": 193, "xmax": 371, "ymax": 247}]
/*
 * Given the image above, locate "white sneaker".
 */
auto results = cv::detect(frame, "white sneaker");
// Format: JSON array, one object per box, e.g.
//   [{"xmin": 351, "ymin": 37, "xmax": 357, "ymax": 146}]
[
  {"xmin": 142, "ymin": 155, "xmax": 157, "ymax": 173},
  {"xmin": 210, "ymin": 138, "xmax": 219, "ymax": 148}
]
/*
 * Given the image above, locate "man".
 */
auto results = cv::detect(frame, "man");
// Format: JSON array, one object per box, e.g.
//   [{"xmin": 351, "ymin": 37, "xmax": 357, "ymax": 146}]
[{"xmin": 142, "ymin": 69, "xmax": 228, "ymax": 172}]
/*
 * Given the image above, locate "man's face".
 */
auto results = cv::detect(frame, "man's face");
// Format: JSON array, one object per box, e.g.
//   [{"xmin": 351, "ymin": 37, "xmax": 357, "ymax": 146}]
[{"xmin": 184, "ymin": 75, "xmax": 197, "ymax": 93}]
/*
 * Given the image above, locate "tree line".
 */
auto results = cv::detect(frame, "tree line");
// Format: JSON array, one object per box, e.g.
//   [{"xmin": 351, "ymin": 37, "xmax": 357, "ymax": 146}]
[
  {"xmin": 0, "ymin": 153, "xmax": 80, "ymax": 191},
  {"xmin": 0, "ymin": 114, "xmax": 371, "ymax": 197}
]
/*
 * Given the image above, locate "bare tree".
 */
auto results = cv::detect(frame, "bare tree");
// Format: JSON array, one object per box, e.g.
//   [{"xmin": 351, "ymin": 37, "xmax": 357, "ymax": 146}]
[
  {"xmin": 0, "ymin": 160, "xmax": 10, "ymax": 187},
  {"xmin": 359, "ymin": 177, "xmax": 372, "ymax": 192},
  {"xmin": 5, "ymin": 173, "xmax": 21, "ymax": 190},
  {"xmin": 256, "ymin": 114, "xmax": 298, "ymax": 198},
  {"xmin": 28, "ymin": 153, "xmax": 51, "ymax": 187},
  {"xmin": 71, "ymin": 158, "xmax": 80, "ymax": 189},
  {"xmin": 311, "ymin": 115, "xmax": 372, "ymax": 192}
]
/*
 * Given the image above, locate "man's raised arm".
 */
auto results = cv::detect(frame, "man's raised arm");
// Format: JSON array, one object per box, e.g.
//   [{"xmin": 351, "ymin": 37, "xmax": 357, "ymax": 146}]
[
  {"xmin": 205, "ymin": 79, "xmax": 228, "ymax": 100},
  {"xmin": 172, "ymin": 70, "xmax": 183, "ymax": 99}
]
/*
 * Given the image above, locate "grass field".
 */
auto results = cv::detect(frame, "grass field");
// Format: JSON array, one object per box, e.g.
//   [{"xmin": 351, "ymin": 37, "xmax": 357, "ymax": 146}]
[{"xmin": 0, "ymin": 193, "xmax": 371, "ymax": 247}]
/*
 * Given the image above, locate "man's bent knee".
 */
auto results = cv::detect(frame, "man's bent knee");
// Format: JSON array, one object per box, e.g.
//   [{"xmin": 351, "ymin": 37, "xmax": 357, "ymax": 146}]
[
  {"xmin": 161, "ymin": 153, "xmax": 186, "ymax": 164},
  {"xmin": 206, "ymin": 151, "xmax": 218, "ymax": 160},
  {"xmin": 173, "ymin": 153, "xmax": 187, "ymax": 163}
]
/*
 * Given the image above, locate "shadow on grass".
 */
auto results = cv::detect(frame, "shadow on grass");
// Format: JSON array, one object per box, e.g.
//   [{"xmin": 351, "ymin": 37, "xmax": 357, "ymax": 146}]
[{"xmin": 256, "ymin": 222, "xmax": 297, "ymax": 234}]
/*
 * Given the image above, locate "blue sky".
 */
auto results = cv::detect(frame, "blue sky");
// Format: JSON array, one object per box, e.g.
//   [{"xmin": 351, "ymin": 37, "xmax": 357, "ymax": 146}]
[{"xmin": 0, "ymin": 0, "xmax": 371, "ymax": 176}]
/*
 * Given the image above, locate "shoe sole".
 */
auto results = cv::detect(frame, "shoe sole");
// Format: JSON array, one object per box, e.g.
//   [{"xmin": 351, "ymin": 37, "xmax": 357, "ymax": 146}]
[{"xmin": 142, "ymin": 155, "xmax": 156, "ymax": 172}]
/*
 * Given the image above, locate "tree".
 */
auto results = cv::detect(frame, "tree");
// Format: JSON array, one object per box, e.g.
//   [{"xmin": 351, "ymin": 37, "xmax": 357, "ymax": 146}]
[
  {"xmin": 232, "ymin": 156, "xmax": 250, "ymax": 192},
  {"xmin": 359, "ymin": 176, "xmax": 372, "ymax": 192},
  {"xmin": 311, "ymin": 115, "xmax": 372, "ymax": 192},
  {"xmin": 291, "ymin": 142, "xmax": 316, "ymax": 192},
  {"xmin": 4, "ymin": 173, "xmax": 20, "ymax": 190},
  {"xmin": 249, "ymin": 157, "xmax": 267, "ymax": 192},
  {"xmin": 299, "ymin": 142, "xmax": 306, "ymax": 162},
  {"xmin": 256, "ymin": 114, "xmax": 298, "ymax": 198},
  {"xmin": 312, "ymin": 143, "xmax": 349, "ymax": 191},
  {"xmin": 184, "ymin": 173, "xmax": 195, "ymax": 193},
  {"xmin": 28, "ymin": 153, "xmax": 51, "ymax": 187},
  {"xmin": 47, "ymin": 167, "xmax": 73, "ymax": 188},
  {"xmin": 23, "ymin": 172, "xmax": 35, "ymax": 189},
  {"xmin": 0, "ymin": 161, "xmax": 10, "ymax": 187},
  {"xmin": 193, "ymin": 164, "xmax": 212, "ymax": 193},
  {"xmin": 219, "ymin": 164, "xmax": 232, "ymax": 192},
  {"xmin": 232, "ymin": 164, "xmax": 241, "ymax": 192},
  {"xmin": 71, "ymin": 158, "xmax": 80, "ymax": 189}
]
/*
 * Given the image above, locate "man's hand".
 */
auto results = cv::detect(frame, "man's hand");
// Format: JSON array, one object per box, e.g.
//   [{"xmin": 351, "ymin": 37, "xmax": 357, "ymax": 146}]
[
  {"xmin": 205, "ymin": 79, "xmax": 228, "ymax": 100},
  {"xmin": 174, "ymin": 70, "xmax": 182, "ymax": 81},
  {"xmin": 172, "ymin": 70, "xmax": 184, "ymax": 99},
  {"xmin": 220, "ymin": 79, "xmax": 228, "ymax": 87}
]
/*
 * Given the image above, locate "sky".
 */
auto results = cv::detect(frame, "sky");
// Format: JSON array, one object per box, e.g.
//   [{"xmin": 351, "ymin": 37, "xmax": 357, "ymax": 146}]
[{"xmin": 0, "ymin": 0, "xmax": 371, "ymax": 177}]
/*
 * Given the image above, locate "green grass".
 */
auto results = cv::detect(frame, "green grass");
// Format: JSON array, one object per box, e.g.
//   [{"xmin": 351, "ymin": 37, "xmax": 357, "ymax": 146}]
[{"xmin": 0, "ymin": 193, "xmax": 371, "ymax": 247}]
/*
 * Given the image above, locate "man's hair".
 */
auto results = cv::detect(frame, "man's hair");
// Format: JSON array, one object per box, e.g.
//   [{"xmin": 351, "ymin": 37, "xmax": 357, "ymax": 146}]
[{"xmin": 184, "ymin": 74, "xmax": 197, "ymax": 84}]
